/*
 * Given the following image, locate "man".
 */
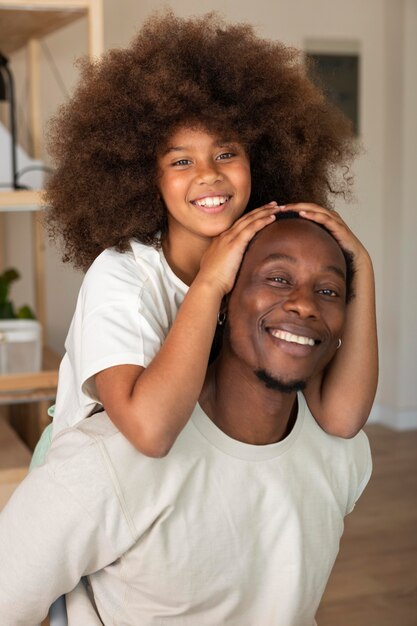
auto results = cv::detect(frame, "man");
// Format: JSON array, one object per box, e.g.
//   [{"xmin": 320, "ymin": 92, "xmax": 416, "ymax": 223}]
[{"xmin": 0, "ymin": 215, "xmax": 371, "ymax": 625}]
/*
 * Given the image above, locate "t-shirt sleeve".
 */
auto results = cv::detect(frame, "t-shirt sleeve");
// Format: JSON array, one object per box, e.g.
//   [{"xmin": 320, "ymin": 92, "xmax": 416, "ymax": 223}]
[
  {"xmin": 78, "ymin": 255, "xmax": 169, "ymax": 402},
  {"xmin": 0, "ymin": 432, "xmax": 135, "ymax": 625},
  {"xmin": 346, "ymin": 430, "xmax": 373, "ymax": 514}
]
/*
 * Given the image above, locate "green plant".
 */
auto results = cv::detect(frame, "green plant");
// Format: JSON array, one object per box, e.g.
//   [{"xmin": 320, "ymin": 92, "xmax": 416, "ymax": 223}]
[{"xmin": 0, "ymin": 268, "xmax": 36, "ymax": 320}]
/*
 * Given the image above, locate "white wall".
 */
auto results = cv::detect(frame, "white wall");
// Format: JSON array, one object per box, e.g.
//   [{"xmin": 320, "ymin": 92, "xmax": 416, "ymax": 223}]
[{"xmin": 4, "ymin": 0, "xmax": 416, "ymax": 428}]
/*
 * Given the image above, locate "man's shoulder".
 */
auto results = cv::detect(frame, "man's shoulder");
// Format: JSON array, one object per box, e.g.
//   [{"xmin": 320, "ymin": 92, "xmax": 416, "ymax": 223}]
[
  {"xmin": 48, "ymin": 412, "xmax": 121, "ymax": 471},
  {"xmin": 299, "ymin": 397, "xmax": 372, "ymax": 510}
]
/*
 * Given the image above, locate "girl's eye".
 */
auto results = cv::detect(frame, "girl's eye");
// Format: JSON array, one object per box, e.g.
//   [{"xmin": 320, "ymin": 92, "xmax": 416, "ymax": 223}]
[
  {"xmin": 216, "ymin": 152, "xmax": 234, "ymax": 160},
  {"xmin": 172, "ymin": 159, "xmax": 192, "ymax": 167},
  {"xmin": 318, "ymin": 288, "xmax": 338, "ymax": 297}
]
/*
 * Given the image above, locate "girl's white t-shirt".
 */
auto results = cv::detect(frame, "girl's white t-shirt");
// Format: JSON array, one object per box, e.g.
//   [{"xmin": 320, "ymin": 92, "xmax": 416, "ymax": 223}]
[{"xmin": 52, "ymin": 240, "xmax": 188, "ymax": 435}]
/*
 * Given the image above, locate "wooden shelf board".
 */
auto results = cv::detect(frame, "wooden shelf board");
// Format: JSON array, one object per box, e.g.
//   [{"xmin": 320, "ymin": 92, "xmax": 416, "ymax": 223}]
[
  {"xmin": 0, "ymin": 2, "xmax": 88, "ymax": 54},
  {"xmin": 0, "ymin": 189, "xmax": 44, "ymax": 211},
  {"xmin": 0, "ymin": 345, "xmax": 60, "ymax": 401}
]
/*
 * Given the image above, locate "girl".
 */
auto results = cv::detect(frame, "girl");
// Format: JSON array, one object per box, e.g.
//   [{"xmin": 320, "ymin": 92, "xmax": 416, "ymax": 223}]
[{"xmin": 35, "ymin": 12, "xmax": 377, "ymax": 462}]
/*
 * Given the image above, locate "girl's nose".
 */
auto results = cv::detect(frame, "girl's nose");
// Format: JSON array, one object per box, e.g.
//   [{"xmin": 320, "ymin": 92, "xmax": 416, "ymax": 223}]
[{"xmin": 196, "ymin": 161, "xmax": 223, "ymax": 185}]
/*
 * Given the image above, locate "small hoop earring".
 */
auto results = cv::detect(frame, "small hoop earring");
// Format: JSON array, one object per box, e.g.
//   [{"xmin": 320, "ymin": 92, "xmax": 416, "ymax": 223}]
[
  {"xmin": 217, "ymin": 311, "xmax": 226, "ymax": 326},
  {"xmin": 337, "ymin": 338, "xmax": 342, "ymax": 349}
]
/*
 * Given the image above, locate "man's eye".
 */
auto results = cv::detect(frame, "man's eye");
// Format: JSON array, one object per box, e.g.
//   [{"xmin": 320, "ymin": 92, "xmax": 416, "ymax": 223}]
[
  {"xmin": 269, "ymin": 276, "xmax": 290, "ymax": 285},
  {"xmin": 318, "ymin": 288, "xmax": 338, "ymax": 297}
]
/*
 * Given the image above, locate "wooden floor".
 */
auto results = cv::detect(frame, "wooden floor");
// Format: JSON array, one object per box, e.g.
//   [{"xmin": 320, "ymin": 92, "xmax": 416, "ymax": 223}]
[
  {"xmin": 37, "ymin": 424, "xmax": 416, "ymax": 625},
  {"xmin": 316, "ymin": 424, "xmax": 417, "ymax": 626}
]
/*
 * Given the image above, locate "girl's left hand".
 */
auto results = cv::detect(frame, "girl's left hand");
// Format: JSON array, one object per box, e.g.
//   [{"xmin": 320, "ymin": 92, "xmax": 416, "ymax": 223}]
[{"xmin": 279, "ymin": 203, "xmax": 369, "ymax": 266}]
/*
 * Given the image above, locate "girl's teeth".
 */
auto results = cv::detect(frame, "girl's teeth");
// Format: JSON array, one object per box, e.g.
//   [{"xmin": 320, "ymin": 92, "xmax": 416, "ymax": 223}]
[
  {"xmin": 194, "ymin": 196, "xmax": 228, "ymax": 207},
  {"xmin": 271, "ymin": 329, "xmax": 315, "ymax": 346}
]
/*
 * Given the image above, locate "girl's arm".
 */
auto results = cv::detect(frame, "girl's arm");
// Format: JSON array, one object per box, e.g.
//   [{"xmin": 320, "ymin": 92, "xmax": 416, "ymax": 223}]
[
  {"xmin": 284, "ymin": 203, "xmax": 378, "ymax": 438},
  {"xmin": 95, "ymin": 203, "xmax": 278, "ymax": 457}
]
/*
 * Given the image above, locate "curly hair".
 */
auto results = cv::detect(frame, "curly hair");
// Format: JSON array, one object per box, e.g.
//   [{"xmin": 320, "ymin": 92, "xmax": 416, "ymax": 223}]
[{"xmin": 45, "ymin": 11, "xmax": 357, "ymax": 271}]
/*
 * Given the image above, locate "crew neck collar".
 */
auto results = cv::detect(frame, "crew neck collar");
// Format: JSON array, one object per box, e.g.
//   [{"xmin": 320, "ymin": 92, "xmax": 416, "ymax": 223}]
[{"xmin": 191, "ymin": 393, "xmax": 305, "ymax": 461}]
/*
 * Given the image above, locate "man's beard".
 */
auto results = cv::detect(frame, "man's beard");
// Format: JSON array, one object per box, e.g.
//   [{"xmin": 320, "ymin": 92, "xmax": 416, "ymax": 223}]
[{"xmin": 255, "ymin": 369, "xmax": 307, "ymax": 394}]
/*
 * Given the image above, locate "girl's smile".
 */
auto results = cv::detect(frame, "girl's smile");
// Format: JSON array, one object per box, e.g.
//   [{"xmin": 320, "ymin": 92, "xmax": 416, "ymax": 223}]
[
  {"xmin": 157, "ymin": 125, "xmax": 251, "ymax": 245},
  {"xmin": 191, "ymin": 194, "xmax": 232, "ymax": 211}
]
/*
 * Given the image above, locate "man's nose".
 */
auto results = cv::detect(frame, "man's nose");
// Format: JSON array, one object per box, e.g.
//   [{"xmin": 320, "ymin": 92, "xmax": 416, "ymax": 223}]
[
  {"xmin": 195, "ymin": 160, "xmax": 223, "ymax": 184},
  {"xmin": 282, "ymin": 287, "xmax": 319, "ymax": 318}
]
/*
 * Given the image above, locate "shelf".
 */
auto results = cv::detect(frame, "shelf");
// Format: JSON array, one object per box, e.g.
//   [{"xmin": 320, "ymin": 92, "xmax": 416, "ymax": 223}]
[
  {"xmin": 0, "ymin": 345, "xmax": 60, "ymax": 404},
  {"xmin": 0, "ymin": 0, "xmax": 104, "ymax": 56},
  {"xmin": 0, "ymin": 189, "xmax": 43, "ymax": 212},
  {"xmin": 0, "ymin": 1, "xmax": 103, "ymax": 506}
]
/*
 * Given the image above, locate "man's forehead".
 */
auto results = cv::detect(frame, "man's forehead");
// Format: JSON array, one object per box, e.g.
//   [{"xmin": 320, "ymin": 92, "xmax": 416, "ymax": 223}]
[{"xmin": 243, "ymin": 218, "xmax": 346, "ymax": 271}]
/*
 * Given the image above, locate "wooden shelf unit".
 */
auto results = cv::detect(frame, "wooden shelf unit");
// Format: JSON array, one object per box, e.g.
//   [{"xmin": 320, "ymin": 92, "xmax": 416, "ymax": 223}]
[
  {"xmin": 0, "ymin": 0, "xmax": 104, "ymax": 507},
  {"xmin": 0, "ymin": 0, "xmax": 104, "ymax": 57}
]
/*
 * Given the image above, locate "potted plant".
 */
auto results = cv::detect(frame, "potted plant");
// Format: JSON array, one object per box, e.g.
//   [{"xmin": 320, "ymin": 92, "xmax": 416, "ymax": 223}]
[
  {"xmin": 0, "ymin": 268, "xmax": 36, "ymax": 320},
  {"xmin": 0, "ymin": 268, "xmax": 40, "ymax": 374}
]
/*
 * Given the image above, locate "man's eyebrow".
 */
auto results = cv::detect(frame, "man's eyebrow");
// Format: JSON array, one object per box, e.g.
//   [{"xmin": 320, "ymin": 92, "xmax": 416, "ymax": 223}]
[
  {"xmin": 261, "ymin": 253, "xmax": 346, "ymax": 279},
  {"xmin": 261, "ymin": 253, "xmax": 296, "ymax": 264},
  {"xmin": 325, "ymin": 264, "xmax": 346, "ymax": 280}
]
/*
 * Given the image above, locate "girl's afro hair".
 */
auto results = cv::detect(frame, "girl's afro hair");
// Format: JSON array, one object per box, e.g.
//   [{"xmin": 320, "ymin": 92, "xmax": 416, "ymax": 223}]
[{"xmin": 45, "ymin": 11, "xmax": 357, "ymax": 270}]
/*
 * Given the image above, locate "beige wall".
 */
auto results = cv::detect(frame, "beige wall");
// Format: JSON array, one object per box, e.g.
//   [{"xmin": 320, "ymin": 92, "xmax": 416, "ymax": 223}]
[{"xmin": 4, "ymin": 0, "xmax": 417, "ymax": 428}]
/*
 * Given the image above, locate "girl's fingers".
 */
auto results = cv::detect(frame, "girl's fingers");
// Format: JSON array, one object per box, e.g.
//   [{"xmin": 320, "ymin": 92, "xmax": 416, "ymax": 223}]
[
  {"xmin": 221, "ymin": 202, "xmax": 278, "ymax": 238},
  {"xmin": 282, "ymin": 203, "xmax": 343, "ymax": 222},
  {"xmin": 284, "ymin": 204, "xmax": 368, "ymax": 258},
  {"xmin": 280, "ymin": 203, "xmax": 347, "ymax": 228},
  {"xmin": 299, "ymin": 209, "xmax": 345, "ymax": 228},
  {"xmin": 280, "ymin": 202, "xmax": 327, "ymax": 213}
]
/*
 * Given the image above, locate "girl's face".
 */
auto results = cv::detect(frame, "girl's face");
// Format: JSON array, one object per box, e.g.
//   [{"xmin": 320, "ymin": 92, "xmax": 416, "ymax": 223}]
[{"xmin": 157, "ymin": 125, "xmax": 251, "ymax": 246}]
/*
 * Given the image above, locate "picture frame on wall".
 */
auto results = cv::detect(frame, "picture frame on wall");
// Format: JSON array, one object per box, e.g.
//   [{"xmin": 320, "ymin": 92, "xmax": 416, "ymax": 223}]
[{"xmin": 305, "ymin": 39, "xmax": 360, "ymax": 136}]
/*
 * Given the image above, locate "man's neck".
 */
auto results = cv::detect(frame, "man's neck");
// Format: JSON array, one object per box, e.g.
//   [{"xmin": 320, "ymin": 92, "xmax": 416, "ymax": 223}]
[{"xmin": 200, "ymin": 355, "xmax": 298, "ymax": 446}]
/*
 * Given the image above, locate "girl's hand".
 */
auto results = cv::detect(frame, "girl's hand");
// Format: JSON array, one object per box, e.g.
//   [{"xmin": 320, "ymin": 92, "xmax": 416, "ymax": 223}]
[
  {"xmin": 280, "ymin": 203, "xmax": 370, "ymax": 268},
  {"xmin": 196, "ymin": 202, "xmax": 278, "ymax": 295}
]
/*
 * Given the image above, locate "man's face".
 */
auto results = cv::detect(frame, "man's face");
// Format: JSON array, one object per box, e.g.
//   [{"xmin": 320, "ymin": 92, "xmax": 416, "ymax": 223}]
[{"xmin": 225, "ymin": 219, "xmax": 347, "ymax": 391}]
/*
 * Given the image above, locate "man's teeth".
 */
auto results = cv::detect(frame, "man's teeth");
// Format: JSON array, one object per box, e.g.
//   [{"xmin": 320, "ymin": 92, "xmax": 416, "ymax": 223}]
[
  {"xmin": 270, "ymin": 329, "xmax": 315, "ymax": 346},
  {"xmin": 194, "ymin": 196, "xmax": 228, "ymax": 208}
]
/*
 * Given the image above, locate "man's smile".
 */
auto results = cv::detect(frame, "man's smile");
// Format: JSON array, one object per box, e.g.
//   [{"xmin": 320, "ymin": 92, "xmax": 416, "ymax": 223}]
[
  {"xmin": 269, "ymin": 329, "xmax": 317, "ymax": 347},
  {"xmin": 264, "ymin": 323, "xmax": 324, "ymax": 357}
]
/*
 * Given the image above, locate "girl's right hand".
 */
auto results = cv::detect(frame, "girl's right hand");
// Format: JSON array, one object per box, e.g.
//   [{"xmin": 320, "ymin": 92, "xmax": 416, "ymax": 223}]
[{"xmin": 196, "ymin": 202, "xmax": 278, "ymax": 296}]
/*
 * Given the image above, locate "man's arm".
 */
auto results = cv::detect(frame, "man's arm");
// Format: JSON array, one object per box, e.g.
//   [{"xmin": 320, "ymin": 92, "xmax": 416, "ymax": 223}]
[{"xmin": 0, "ymin": 458, "xmax": 126, "ymax": 624}]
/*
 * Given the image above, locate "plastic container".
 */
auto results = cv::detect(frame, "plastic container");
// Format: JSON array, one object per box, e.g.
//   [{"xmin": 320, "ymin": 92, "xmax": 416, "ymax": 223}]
[{"xmin": 0, "ymin": 320, "xmax": 42, "ymax": 375}]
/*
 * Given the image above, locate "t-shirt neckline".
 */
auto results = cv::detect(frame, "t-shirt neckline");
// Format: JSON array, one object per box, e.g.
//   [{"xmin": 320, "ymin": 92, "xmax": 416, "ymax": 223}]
[{"xmin": 191, "ymin": 393, "xmax": 305, "ymax": 461}]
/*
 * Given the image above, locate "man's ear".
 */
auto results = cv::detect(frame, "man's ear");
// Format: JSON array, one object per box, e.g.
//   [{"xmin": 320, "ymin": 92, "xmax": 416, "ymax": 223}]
[
  {"xmin": 211, "ymin": 296, "xmax": 229, "ymax": 363},
  {"xmin": 217, "ymin": 295, "xmax": 229, "ymax": 326}
]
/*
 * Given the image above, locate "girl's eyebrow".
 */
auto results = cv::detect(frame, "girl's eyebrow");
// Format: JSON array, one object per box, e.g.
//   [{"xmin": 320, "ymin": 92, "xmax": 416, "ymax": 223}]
[
  {"xmin": 162, "ymin": 139, "xmax": 240, "ymax": 155},
  {"xmin": 162, "ymin": 145, "xmax": 187, "ymax": 154}
]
